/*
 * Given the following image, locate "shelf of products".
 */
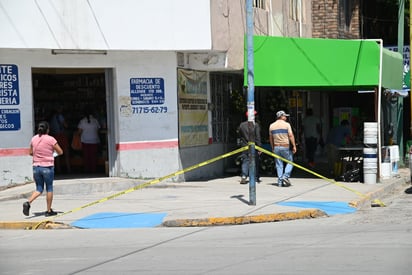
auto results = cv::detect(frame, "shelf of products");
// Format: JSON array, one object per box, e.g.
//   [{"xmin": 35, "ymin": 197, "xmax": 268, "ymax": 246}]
[{"xmin": 32, "ymin": 72, "xmax": 108, "ymax": 174}]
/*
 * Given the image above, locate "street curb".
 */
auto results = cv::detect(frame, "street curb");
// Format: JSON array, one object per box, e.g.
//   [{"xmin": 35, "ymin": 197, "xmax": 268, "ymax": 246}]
[
  {"xmin": 0, "ymin": 210, "xmax": 327, "ymax": 230},
  {"xmin": 161, "ymin": 209, "xmax": 327, "ymax": 227},
  {"xmin": 0, "ymin": 192, "xmax": 31, "ymax": 202},
  {"xmin": 0, "ymin": 179, "xmax": 144, "ymax": 202},
  {"xmin": 0, "ymin": 221, "xmax": 75, "ymax": 230},
  {"xmin": 349, "ymin": 176, "xmax": 408, "ymax": 209}
]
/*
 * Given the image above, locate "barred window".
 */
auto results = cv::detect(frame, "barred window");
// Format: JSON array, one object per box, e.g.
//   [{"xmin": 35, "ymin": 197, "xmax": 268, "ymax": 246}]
[
  {"xmin": 210, "ymin": 73, "xmax": 243, "ymax": 143},
  {"xmin": 340, "ymin": 0, "xmax": 354, "ymax": 31},
  {"xmin": 254, "ymin": 0, "xmax": 265, "ymax": 9}
]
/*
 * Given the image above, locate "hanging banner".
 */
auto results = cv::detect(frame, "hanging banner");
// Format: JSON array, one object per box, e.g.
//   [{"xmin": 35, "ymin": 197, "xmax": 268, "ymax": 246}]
[{"xmin": 178, "ymin": 69, "xmax": 208, "ymax": 147}]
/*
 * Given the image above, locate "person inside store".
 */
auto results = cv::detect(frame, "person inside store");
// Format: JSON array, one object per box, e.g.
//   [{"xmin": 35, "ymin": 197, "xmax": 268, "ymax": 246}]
[
  {"xmin": 237, "ymin": 110, "xmax": 262, "ymax": 184},
  {"xmin": 23, "ymin": 121, "xmax": 63, "ymax": 217},
  {"xmin": 269, "ymin": 110, "xmax": 297, "ymax": 187},
  {"xmin": 49, "ymin": 105, "xmax": 71, "ymax": 173},
  {"xmin": 77, "ymin": 106, "xmax": 101, "ymax": 173},
  {"xmin": 302, "ymin": 108, "xmax": 321, "ymax": 168},
  {"xmin": 325, "ymin": 119, "xmax": 352, "ymax": 176}
]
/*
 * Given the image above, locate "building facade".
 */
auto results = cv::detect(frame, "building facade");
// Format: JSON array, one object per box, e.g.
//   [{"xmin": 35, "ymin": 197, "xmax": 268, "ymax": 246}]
[
  {"xmin": 0, "ymin": 0, "xmax": 313, "ymax": 186},
  {"xmin": 1, "ymin": 0, "xmax": 401, "ymax": 186}
]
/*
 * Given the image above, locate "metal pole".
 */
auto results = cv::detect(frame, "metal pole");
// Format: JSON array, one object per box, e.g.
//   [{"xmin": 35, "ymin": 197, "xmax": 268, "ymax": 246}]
[
  {"xmin": 246, "ymin": 0, "xmax": 256, "ymax": 205},
  {"xmin": 410, "ymin": 0, "xmax": 412, "ymax": 141},
  {"xmin": 377, "ymin": 39, "xmax": 383, "ymax": 180},
  {"xmin": 397, "ymin": 0, "xmax": 405, "ymax": 165}
]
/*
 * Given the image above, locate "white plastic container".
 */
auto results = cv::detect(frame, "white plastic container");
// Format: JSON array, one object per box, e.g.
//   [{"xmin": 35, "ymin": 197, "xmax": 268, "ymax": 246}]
[
  {"xmin": 363, "ymin": 122, "xmax": 378, "ymax": 145},
  {"xmin": 363, "ymin": 147, "xmax": 377, "ymax": 184},
  {"xmin": 381, "ymin": 163, "xmax": 391, "ymax": 179},
  {"xmin": 389, "ymin": 145, "xmax": 399, "ymax": 175}
]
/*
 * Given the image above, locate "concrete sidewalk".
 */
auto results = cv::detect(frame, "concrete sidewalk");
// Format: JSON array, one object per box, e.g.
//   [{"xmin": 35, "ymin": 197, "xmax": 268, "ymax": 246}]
[{"xmin": 0, "ymin": 168, "xmax": 410, "ymax": 229}]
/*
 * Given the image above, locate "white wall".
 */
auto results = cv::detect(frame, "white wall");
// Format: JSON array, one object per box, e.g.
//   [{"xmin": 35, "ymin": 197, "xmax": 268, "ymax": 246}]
[
  {"xmin": 0, "ymin": 48, "xmax": 182, "ymax": 186},
  {"xmin": 0, "ymin": 50, "xmax": 35, "ymax": 185},
  {"xmin": 0, "ymin": 0, "xmax": 242, "ymax": 186},
  {"xmin": 0, "ymin": 0, "xmax": 212, "ymax": 50},
  {"xmin": 110, "ymin": 52, "xmax": 181, "ymax": 179}
]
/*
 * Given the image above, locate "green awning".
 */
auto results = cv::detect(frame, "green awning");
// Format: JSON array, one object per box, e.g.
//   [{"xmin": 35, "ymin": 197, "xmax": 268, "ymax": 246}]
[{"xmin": 245, "ymin": 36, "xmax": 403, "ymax": 90}]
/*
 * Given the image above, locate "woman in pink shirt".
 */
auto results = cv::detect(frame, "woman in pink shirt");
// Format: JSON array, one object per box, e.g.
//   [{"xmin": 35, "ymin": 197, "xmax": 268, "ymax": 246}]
[{"xmin": 23, "ymin": 121, "xmax": 63, "ymax": 217}]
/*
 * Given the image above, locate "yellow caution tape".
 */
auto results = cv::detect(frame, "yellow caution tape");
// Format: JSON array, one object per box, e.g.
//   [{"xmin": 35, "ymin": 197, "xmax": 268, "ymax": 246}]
[
  {"xmin": 31, "ymin": 146, "xmax": 249, "ymax": 230},
  {"xmin": 256, "ymin": 145, "xmax": 385, "ymax": 207},
  {"xmin": 31, "ymin": 144, "xmax": 385, "ymax": 229}
]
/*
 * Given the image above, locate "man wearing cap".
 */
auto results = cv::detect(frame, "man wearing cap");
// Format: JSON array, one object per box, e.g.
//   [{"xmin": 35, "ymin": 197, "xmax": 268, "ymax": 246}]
[
  {"xmin": 237, "ymin": 110, "xmax": 262, "ymax": 184},
  {"xmin": 269, "ymin": 110, "xmax": 297, "ymax": 187}
]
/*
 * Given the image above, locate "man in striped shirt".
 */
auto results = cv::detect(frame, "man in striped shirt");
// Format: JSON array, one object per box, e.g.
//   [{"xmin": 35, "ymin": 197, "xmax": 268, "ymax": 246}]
[{"xmin": 269, "ymin": 110, "xmax": 297, "ymax": 187}]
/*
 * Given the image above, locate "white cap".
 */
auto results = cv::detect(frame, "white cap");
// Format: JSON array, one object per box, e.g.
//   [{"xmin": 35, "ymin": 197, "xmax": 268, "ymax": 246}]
[{"xmin": 276, "ymin": 110, "xmax": 290, "ymax": 118}]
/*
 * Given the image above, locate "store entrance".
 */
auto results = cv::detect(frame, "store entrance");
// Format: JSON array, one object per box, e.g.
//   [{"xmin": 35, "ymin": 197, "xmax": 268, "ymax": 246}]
[{"xmin": 32, "ymin": 68, "xmax": 108, "ymax": 178}]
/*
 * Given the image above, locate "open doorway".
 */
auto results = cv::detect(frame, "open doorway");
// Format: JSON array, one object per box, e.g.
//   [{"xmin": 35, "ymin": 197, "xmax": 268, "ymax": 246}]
[{"xmin": 32, "ymin": 68, "xmax": 108, "ymax": 178}]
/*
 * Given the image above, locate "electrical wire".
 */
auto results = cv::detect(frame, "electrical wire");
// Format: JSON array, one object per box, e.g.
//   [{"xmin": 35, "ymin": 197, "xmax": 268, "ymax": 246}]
[{"xmin": 86, "ymin": 0, "xmax": 110, "ymax": 49}]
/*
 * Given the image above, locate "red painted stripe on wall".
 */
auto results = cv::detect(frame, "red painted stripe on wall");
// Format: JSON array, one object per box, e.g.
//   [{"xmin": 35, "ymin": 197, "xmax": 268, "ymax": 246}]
[
  {"xmin": 116, "ymin": 140, "xmax": 179, "ymax": 151},
  {"xmin": 2, "ymin": 138, "xmax": 209, "ymax": 155},
  {"xmin": 0, "ymin": 148, "xmax": 29, "ymax": 157}
]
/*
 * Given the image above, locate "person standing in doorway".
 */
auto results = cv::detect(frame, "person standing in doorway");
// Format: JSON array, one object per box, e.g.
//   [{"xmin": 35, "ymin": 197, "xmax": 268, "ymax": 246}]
[
  {"xmin": 302, "ymin": 108, "xmax": 321, "ymax": 168},
  {"xmin": 77, "ymin": 106, "xmax": 101, "ymax": 173},
  {"xmin": 326, "ymin": 119, "xmax": 352, "ymax": 176},
  {"xmin": 23, "ymin": 121, "xmax": 63, "ymax": 217},
  {"xmin": 50, "ymin": 105, "xmax": 71, "ymax": 173},
  {"xmin": 269, "ymin": 110, "xmax": 297, "ymax": 187},
  {"xmin": 237, "ymin": 110, "xmax": 262, "ymax": 184}
]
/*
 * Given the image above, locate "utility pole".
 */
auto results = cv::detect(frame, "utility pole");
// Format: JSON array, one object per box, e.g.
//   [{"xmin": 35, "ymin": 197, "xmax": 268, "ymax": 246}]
[
  {"xmin": 246, "ymin": 0, "xmax": 256, "ymax": 205},
  {"xmin": 397, "ymin": 0, "xmax": 405, "ymax": 164},
  {"xmin": 410, "ymin": 0, "xmax": 412, "ymax": 141}
]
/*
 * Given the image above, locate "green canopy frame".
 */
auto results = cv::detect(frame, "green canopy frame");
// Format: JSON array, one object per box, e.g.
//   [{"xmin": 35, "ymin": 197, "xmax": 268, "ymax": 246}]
[
  {"xmin": 244, "ymin": 36, "xmax": 404, "ymax": 179},
  {"xmin": 245, "ymin": 36, "xmax": 402, "ymax": 89}
]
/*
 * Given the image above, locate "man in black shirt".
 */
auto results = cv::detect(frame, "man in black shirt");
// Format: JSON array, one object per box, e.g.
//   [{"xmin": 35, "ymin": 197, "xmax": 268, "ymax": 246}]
[{"xmin": 237, "ymin": 111, "xmax": 262, "ymax": 184}]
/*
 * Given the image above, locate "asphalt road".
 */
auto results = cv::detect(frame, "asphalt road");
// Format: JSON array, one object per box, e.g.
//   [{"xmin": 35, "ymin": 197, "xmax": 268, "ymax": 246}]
[{"xmin": 1, "ymin": 185, "xmax": 411, "ymax": 274}]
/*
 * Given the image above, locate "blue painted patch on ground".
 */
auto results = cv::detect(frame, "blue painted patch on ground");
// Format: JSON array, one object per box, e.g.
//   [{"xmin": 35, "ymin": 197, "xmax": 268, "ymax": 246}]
[
  {"xmin": 276, "ymin": 201, "xmax": 357, "ymax": 215},
  {"xmin": 71, "ymin": 212, "xmax": 167, "ymax": 228}
]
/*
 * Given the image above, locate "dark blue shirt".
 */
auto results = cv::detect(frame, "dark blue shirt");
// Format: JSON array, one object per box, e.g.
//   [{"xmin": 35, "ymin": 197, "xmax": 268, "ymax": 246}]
[{"xmin": 326, "ymin": 125, "xmax": 351, "ymax": 147}]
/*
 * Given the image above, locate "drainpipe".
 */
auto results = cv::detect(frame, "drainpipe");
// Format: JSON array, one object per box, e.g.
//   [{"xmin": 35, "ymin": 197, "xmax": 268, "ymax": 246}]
[
  {"xmin": 268, "ymin": 0, "xmax": 274, "ymax": 35},
  {"xmin": 299, "ymin": 0, "xmax": 302, "ymax": 37}
]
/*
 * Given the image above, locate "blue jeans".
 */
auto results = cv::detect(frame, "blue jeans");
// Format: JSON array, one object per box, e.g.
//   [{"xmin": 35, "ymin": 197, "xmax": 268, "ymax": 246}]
[
  {"xmin": 33, "ymin": 166, "xmax": 55, "ymax": 193},
  {"xmin": 241, "ymin": 151, "xmax": 260, "ymax": 179},
  {"xmin": 273, "ymin": 146, "xmax": 294, "ymax": 185}
]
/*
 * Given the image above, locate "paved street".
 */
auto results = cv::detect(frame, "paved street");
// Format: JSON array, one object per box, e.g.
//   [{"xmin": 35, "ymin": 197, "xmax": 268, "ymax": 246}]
[{"xmin": 1, "ymin": 184, "xmax": 411, "ymax": 274}]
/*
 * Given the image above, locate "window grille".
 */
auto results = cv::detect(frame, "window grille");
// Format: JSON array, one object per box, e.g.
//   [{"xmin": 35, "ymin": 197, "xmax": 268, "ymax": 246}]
[
  {"xmin": 340, "ymin": 0, "xmax": 353, "ymax": 31},
  {"xmin": 210, "ymin": 73, "xmax": 243, "ymax": 143},
  {"xmin": 253, "ymin": 0, "xmax": 265, "ymax": 9}
]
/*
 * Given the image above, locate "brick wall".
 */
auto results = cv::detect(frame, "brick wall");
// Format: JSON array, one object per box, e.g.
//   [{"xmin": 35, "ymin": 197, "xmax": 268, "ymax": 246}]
[{"xmin": 312, "ymin": 0, "xmax": 360, "ymax": 39}]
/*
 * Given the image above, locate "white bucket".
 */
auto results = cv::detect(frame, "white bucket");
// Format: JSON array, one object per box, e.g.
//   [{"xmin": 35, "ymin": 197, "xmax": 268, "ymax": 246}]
[
  {"xmin": 363, "ymin": 147, "xmax": 377, "ymax": 184},
  {"xmin": 363, "ymin": 173, "xmax": 376, "ymax": 184},
  {"xmin": 363, "ymin": 122, "xmax": 378, "ymax": 145}
]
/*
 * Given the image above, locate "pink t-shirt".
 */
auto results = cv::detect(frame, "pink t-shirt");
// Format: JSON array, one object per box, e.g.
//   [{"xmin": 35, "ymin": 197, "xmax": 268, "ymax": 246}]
[{"xmin": 31, "ymin": 134, "xmax": 57, "ymax": 167}]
